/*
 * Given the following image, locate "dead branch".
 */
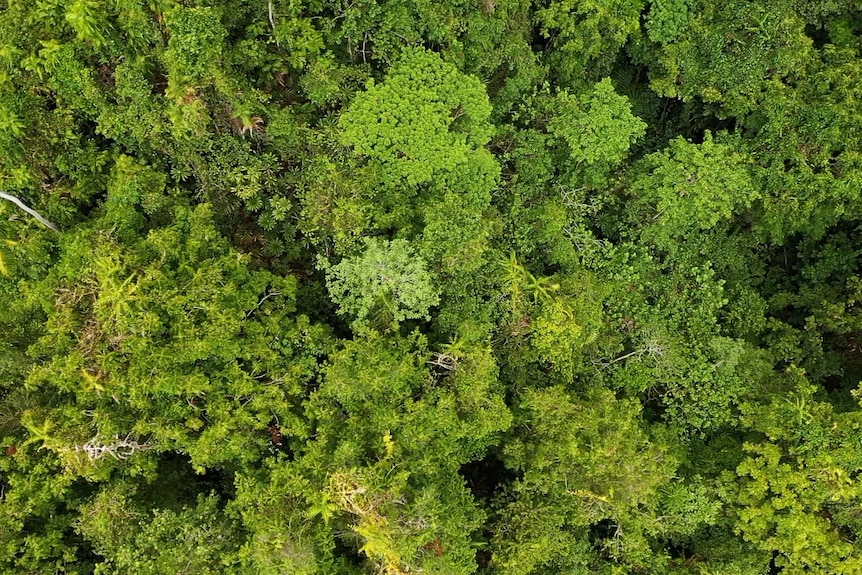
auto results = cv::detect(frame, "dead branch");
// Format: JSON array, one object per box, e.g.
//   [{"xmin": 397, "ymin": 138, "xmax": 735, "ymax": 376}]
[
  {"xmin": 0, "ymin": 191, "xmax": 60, "ymax": 232},
  {"xmin": 74, "ymin": 433, "xmax": 152, "ymax": 461}
]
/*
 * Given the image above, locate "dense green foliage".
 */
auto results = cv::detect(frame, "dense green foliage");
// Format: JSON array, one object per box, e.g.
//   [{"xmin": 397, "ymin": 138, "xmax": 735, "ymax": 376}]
[{"xmin": 4, "ymin": 1, "xmax": 862, "ymax": 574}]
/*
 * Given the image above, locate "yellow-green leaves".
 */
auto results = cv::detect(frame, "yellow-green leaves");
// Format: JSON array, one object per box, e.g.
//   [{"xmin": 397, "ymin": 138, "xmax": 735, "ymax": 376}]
[
  {"xmin": 64, "ymin": 0, "xmax": 111, "ymax": 49},
  {"xmin": 645, "ymin": 0, "xmax": 691, "ymax": 44},
  {"xmin": 162, "ymin": 7, "xmax": 227, "ymax": 87},
  {"xmin": 339, "ymin": 47, "xmax": 492, "ymax": 186},
  {"xmin": 0, "ymin": 103, "xmax": 24, "ymax": 138},
  {"xmin": 548, "ymin": 78, "xmax": 646, "ymax": 169},
  {"xmin": 629, "ymin": 132, "xmax": 758, "ymax": 245}
]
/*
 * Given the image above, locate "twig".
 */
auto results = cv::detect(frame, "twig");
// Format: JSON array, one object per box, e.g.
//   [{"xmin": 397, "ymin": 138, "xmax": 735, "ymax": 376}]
[
  {"xmin": 245, "ymin": 290, "xmax": 282, "ymax": 318},
  {"xmin": 0, "ymin": 191, "xmax": 60, "ymax": 232}
]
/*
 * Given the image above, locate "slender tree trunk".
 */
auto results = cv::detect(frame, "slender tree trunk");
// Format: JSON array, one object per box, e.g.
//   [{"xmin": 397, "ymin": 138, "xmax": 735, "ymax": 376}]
[{"xmin": 0, "ymin": 191, "xmax": 60, "ymax": 233}]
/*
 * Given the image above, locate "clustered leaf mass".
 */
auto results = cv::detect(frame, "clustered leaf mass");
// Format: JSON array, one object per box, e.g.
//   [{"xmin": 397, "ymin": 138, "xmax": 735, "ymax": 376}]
[{"xmin": 3, "ymin": 2, "xmax": 862, "ymax": 574}]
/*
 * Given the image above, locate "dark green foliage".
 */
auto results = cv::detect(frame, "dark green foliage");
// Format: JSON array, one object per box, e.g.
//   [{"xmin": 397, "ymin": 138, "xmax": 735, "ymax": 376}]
[
  {"xmin": 492, "ymin": 386, "xmax": 677, "ymax": 574},
  {"xmin": 78, "ymin": 487, "xmax": 244, "ymax": 575},
  {"xmin": 537, "ymin": 0, "xmax": 646, "ymax": 87},
  {"xmin": 4, "ymin": 1, "xmax": 862, "ymax": 574}
]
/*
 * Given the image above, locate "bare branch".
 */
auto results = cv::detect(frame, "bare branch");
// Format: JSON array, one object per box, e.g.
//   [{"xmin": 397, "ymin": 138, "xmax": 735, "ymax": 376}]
[
  {"xmin": 244, "ymin": 290, "xmax": 282, "ymax": 319},
  {"xmin": 428, "ymin": 352, "xmax": 458, "ymax": 372},
  {"xmin": 0, "ymin": 191, "xmax": 60, "ymax": 233},
  {"xmin": 74, "ymin": 433, "xmax": 152, "ymax": 461}
]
